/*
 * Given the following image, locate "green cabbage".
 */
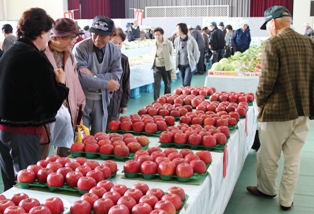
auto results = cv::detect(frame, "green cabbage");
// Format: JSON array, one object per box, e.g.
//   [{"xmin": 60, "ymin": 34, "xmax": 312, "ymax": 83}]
[
  {"xmin": 223, "ymin": 64, "xmax": 234, "ymax": 71},
  {"xmin": 219, "ymin": 58, "xmax": 229, "ymax": 66},
  {"xmin": 211, "ymin": 62, "xmax": 223, "ymax": 71}
]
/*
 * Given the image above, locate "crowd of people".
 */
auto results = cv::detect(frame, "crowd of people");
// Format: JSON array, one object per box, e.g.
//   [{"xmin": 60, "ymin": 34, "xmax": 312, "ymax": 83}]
[{"xmin": 0, "ymin": 7, "xmax": 314, "ymax": 213}]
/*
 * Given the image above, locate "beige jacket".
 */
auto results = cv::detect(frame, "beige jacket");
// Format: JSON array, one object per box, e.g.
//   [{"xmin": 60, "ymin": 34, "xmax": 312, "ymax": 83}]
[{"xmin": 151, "ymin": 39, "xmax": 174, "ymax": 71}]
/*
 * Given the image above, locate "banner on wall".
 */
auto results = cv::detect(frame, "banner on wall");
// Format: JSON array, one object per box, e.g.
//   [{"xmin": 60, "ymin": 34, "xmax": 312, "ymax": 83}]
[
  {"xmin": 64, "ymin": 11, "xmax": 74, "ymax": 20},
  {"xmin": 134, "ymin": 9, "xmax": 144, "ymax": 26}
]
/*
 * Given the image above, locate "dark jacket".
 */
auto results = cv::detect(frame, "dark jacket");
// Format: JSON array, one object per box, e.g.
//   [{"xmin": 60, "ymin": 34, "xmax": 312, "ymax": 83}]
[
  {"xmin": 191, "ymin": 30, "xmax": 206, "ymax": 50},
  {"xmin": 209, "ymin": 28, "xmax": 225, "ymax": 51},
  {"xmin": 0, "ymin": 39, "xmax": 69, "ymax": 127},
  {"xmin": 108, "ymin": 53, "xmax": 130, "ymax": 115},
  {"xmin": 232, "ymin": 28, "xmax": 251, "ymax": 51},
  {"xmin": 128, "ymin": 26, "xmax": 140, "ymax": 41}
]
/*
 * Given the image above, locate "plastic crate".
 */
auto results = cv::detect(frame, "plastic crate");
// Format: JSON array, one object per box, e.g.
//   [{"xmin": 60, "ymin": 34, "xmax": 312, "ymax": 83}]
[
  {"xmin": 140, "ymin": 83, "xmax": 153, "ymax": 93},
  {"xmin": 130, "ymin": 87, "xmax": 141, "ymax": 99}
]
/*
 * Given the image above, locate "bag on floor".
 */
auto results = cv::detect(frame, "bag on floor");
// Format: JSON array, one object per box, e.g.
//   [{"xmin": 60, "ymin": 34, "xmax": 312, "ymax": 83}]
[{"xmin": 74, "ymin": 104, "xmax": 90, "ymax": 143}]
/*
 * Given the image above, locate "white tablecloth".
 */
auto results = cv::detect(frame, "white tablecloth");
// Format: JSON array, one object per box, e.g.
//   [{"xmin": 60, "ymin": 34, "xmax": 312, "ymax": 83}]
[
  {"xmin": 204, "ymin": 75, "xmax": 260, "ymax": 93},
  {"xmin": 130, "ymin": 63, "xmax": 154, "ymax": 89},
  {"xmin": 122, "ymin": 47, "xmax": 152, "ymax": 58},
  {"xmin": 2, "ymin": 107, "xmax": 257, "ymax": 214}
]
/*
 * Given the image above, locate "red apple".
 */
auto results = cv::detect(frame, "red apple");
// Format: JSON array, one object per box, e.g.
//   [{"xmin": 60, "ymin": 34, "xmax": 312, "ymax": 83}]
[
  {"xmin": 81, "ymin": 193, "xmax": 99, "ymax": 207},
  {"xmin": 102, "ymin": 191, "xmax": 121, "ymax": 205},
  {"xmin": 3, "ymin": 205, "xmax": 26, "ymax": 214},
  {"xmin": 185, "ymin": 153, "xmax": 200, "ymax": 163},
  {"xmin": 235, "ymin": 107, "xmax": 246, "ymax": 116},
  {"xmin": 36, "ymin": 159, "xmax": 50, "ymax": 168},
  {"xmin": 65, "ymin": 161, "xmax": 80, "ymax": 171},
  {"xmin": 124, "ymin": 188, "xmax": 143, "ymax": 203},
  {"xmin": 147, "ymin": 147, "xmax": 162, "ymax": 155},
  {"xmin": 110, "ymin": 184, "xmax": 128, "ymax": 196},
  {"xmin": 161, "ymin": 193, "xmax": 181, "ymax": 210},
  {"xmin": 47, "ymin": 172, "xmax": 64, "ymax": 188},
  {"xmin": 46, "ymin": 162, "xmax": 63, "ymax": 172},
  {"xmin": 17, "ymin": 169, "xmax": 36, "ymax": 183},
  {"xmin": 65, "ymin": 171, "xmax": 83, "ymax": 187},
  {"xmin": 132, "ymin": 183, "xmax": 149, "ymax": 195},
  {"xmin": 56, "ymin": 157, "xmax": 71, "ymax": 167},
  {"xmin": 85, "ymin": 143, "xmax": 99, "ymax": 153},
  {"xmin": 45, "ymin": 155, "xmax": 60, "ymax": 162},
  {"xmin": 18, "ymin": 198, "xmax": 40, "ymax": 213},
  {"xmin": 173, "ymin": 132, "xmax": 187, "ymax": 144},
  {"xmin": 56, "ymin": 167, "xmax": 73, "ymax": 179},
  {"xmin": 154, "ymin": 200, "xmax": 176, "ymax": 214},
  {"xmin": 108, "ymin": 120, "xmax": 121, "ymax": 130},
  {"xmin": 190, "ymin": 159, "xmax": 207, "ymax": 174},
  {"xmin": 0, "ymin": 200, "xmax": 15, "ymax": 213},
  {"xmin": 179, "ymin": 116, "xmax": 191, "ymax": 125},
  {"xmin": 202, "ymin": 135, "xmax": 216, "ymax": 147},
  {"xmin": 136, "ymin": 136, "xmax": 149, "ymax": 146},
  {"xmin": 167, "ymin": 152, "xmax": 183, "ymax": 161},
  {"xmin": 158, "ymin": 160, "xmax": 176, "ymax": 176},
  {"xmin": 146, "ymin": 188, "xmax": 164, "ymax": 200},
  {"xmin": 187, "ymin": 133, "xmax": 202, "ymax": 145},
  {"xmin": 93, "ymin": 198, "xmax": 114, "ymax": 214},
  {"xmin": 139, "ymin": 195, "xmax": 158, "ymax": 208},
  {"xmin": 11, "ymin": 193, "xmax": 29, "ymax": 206},
  {"xmin": 70, "ymin": 200, "xmax": 91, "ymax": 214},
  {"xmin": 155, "ymin": 157, "xmax": 170, "ymax": 165},
  {"xmin": 77, "ymin": 176, "xmax": 97, "ymax": 191},
  {"xmin": 127, "ymin": 142, "xmax": 141, "ymax": 153},
  {"xmin": 36, "ymin": 168, "xmax": 53, "ymax": 183},
  {"xmin": 179, "ymin": 149, "xmax": 194, "ymax": 157},
  {"xmin": 97, "ymin": 180, "xmax": 114, "ymax": 191},
  {"xmin": 86, "ymin": 170, "xmax": 104, "ymax": 183},
  {"xmin": 102, "ymin": 160, "xmax": 118, "ymax": 174},
  {"xmin": 99, "ymin": 144, "xmax": 114, "ymax": 155},
  {"xmin": 108, "ymin": 204, "xmax": 129, "ymax": 214},
  {"xmin": 43, "ymin": 197, "xmax": 64, "ymax": 214},
  {"xmin": 75, "ymin": 165, "xmax": 91, "ymax": 176},
  {"xmin": 114, "ymin": 145, "xmax": 130, "ymax": 157},
  {"xmin": 196, "ymin": 151, "xmax": 212, "ymax": 164},
  {"xmin": 137, "ymin": 155, "xmax": 153, "ymax": 165},
  {"xmin": 28, "ymin": 206, "xmax": 52, "ymax": 214},
  {"xmin": 134, "ymin": 150, "xmax": 149, "ymax": 161},
  {"xmin": 95, "ymin": 165, "xmax": 111, "ymax": 179},
  {"xmin": 167, "ymin": 186, "xmax": 186, "ymax": 201},
  {"xmin": 213, "ymin": 133, "xmax": 227, "ymax": 145},
  {"xmin": 145, "ymin": 123, "xmax": 158, "ymax": 134},
  {"xmin": 89, "ymin": 186, "xmax": 107, "ymax": 198},
  {"xmin": 140, "ymin": 161, "xmax": 157, "ymax": 174},
  {"xmin": 27, "ymin": 164, "xmax": 42, "ymax": 175},
  {"xmin": 74, "ymin": 157, "xmax": 87, "ymax": 165},
  {"xmin": 172, "ymin": 158, "xmax": 187, "ymax": 166},
  {"xmin": 132, "ymin": 202, "xmax": 153, "ymax": 214},
  {"xmin": 150, "ymin": 209, "xmax": 168, "ymax": 214},
  {"xmin": 164, "ymin": 116, "xmax": 175, "ymax": 126},
  {"xmin": 176, "ymin": 163, "xmax": 194, "ymax": 178}
]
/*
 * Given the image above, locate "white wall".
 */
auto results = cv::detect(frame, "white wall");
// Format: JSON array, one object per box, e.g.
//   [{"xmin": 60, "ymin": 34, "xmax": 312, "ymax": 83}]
[
  {"xmin": 0, "ymin": 0, "xmax": 67, "ymax": 21},
  {"xmin": 293, "ymin": 0, "xmax": 314, "ymax": 34}
]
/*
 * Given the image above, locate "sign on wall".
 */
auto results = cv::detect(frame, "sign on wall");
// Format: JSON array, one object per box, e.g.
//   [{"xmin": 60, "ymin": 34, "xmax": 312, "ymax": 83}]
[
  {"xmin": 134, "ymin": 9, "xmax": 144, "ymax": 26},
  {"xmin": 64, "ymin": 11, "xmax": 74, "ymax": 20}
]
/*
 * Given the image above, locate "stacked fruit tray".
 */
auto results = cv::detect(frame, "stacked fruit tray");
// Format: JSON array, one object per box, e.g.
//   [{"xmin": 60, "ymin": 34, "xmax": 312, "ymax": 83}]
[
  {"xmin": 123, "ymin": 147, "xmax": 212, "ymax": 183},
  {"xmin": 17, "ymin": 156, "xmax": 118, "ymax": 195},
  {"xmin": 70, "ymin": 133, "xmax": 150, "ymax": 161},
  {"xmin": 67, "ymin": 181, "xmax": 189, "ymax": 214}
]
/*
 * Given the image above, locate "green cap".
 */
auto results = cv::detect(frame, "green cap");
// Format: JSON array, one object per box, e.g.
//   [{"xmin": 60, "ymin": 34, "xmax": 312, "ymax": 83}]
[{"xmin": 260, "ymin": 6, "xmax": 291, "ymax": 30}]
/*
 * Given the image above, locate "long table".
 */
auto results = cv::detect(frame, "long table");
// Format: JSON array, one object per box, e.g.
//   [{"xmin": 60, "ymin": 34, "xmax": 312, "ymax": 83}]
[
  {"xmin": 2, "ymin": 106, "xmax": 257, "ymax": 214},
  {"xmin": 204, "ymin": 75, "xmax": 260, "ymax": 93}
]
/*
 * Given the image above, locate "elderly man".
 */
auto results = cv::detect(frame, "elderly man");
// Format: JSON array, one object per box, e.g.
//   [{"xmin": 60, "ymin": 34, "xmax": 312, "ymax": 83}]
[
  {"xmin": 247, "ymin": 6, "xmax": 314, "ymax": 211},
  {"xmin": 1, "ymin": 24, "xmax": 16, "ymax": 53},
  {"xmin": 304, "ymin": 22, "xmax": 314, "ymax": 37},
  {"xmin": 73, "ymin": 16, "xmax": 122, "ymax": 135},
  {"xmin": 188, "ymin": 25, "xmax": 206, "ymax": 74},
  {"xmin": 232, "ymin": 19, "xmax": 251, "ymax": 53},
  {"xmin": 209, "ymin": 22, "xmax": 225, "ymax": 63},
  {"xmin": 127, "ymin": 20, "xmax": 141, "ymax": 41}
]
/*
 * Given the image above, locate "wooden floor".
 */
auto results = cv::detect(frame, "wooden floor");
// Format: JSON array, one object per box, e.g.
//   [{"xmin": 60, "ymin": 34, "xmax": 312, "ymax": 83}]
[{"xmin": 1, "ymin": 73, "xmax": 313, "ymax": 213}]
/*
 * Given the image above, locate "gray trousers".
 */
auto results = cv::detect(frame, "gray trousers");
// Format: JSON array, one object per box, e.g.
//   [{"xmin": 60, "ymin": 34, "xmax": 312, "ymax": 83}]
[
  {"xmin": 83, "ymin": 99, "xmax": 108, "ymax": 135},
  {"xmin": 178, "ymin": 64, "xmax": 192, "ymax": 87},
  {"xmin": 0, "ymin": 131, "xmax": 40, "ymax": 191},
  {"xmin": 153, "ymin": 66, "xmax": 171, "ymax": 101}
]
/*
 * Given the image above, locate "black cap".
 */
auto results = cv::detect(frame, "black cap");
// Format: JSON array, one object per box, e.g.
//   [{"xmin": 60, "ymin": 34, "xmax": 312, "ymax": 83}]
[
  {"xmin": 90, "ymin": 16, "xmax": 114, "ymax": 36},
  {"xmin": 210, "ymin": 22, "xmax": 217, "ymax": 27},
  {"xmin": 218, "ymin": 22, "xmax": 224, "ymax": 27},
  {"xmin": 195, "ymin": 25, "xmax": 201, "ymax": 30},
  {"xmin": 260, "ymin": 6, "xmax": 291, "ymax": 30}
]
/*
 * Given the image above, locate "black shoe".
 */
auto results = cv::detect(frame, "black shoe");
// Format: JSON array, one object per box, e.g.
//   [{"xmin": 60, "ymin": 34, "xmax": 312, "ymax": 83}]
[{"xmin": 280, "ymin": 202, "xmax": 293, "ymax": 211}]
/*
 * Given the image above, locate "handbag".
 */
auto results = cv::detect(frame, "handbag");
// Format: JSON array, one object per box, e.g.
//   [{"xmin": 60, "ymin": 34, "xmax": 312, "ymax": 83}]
[{"xmin": 74, "ymin": 104, "xmax": 90, "ymax": 143}]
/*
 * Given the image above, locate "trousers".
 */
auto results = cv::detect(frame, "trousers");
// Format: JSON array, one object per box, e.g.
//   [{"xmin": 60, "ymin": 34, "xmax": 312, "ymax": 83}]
[
  {"xmin": 83, "ymin": 99, "xmax": 107, "ymax": 135},
  {"xmin": 0, "ymin": 131, "xmax": 40, "ymax": 191},
  {"xmin": 178, "ymin": 64, "xmax": 192, "ymax": 87},
  {"xmin": 153, "ymin": 66, "xmax": 171, "ymax": 101},
  {"xmin": 257, "ymin": 116, "xmax": 309, "ymax": 207}
]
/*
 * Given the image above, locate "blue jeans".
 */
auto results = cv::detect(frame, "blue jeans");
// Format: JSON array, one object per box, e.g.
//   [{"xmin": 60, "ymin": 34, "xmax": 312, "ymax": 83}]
[
  {"xmin": 178, "ymin": 64, "xmax": 192, "ymax": 86},
  {"xmin": 212, "ymin": 49, "xmax": 225, "ymax": 64}
]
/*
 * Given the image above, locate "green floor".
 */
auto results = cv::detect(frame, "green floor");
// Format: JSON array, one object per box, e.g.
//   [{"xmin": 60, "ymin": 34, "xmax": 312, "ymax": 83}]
[{"xmin": 2, "ymin": 74, "xmax": 314, "ymax": 213}]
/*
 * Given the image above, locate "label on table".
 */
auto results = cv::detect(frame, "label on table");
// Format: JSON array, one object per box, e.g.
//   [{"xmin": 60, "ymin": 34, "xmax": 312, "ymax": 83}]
[
  {"xmin": 239, "ymin": 72, "xmax": 261, "ymax": 77},
  {"xmin": 208, "ymin": 71, "xmax": 237, "ymax": 76}
]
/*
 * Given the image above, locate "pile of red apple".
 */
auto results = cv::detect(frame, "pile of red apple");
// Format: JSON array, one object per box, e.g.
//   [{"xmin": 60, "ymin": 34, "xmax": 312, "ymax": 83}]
[
  {"xmin": 154, "ymin": 94, "xmax": 206, "ymax": 108},
  {"xmin": 71, "ymin": 133, "xmax": 149, "ymax": 158},
  {"xmin": 210, "ymin": 91, "xmax": 254, "ymax": 103},
  {"xmin": 0, "ymin": 193, "xmax": 64, "ymax": 214},
  {"xmin": 123, "ymin": 147, "xmax": 211, "ymax": 180},
  {"xmin": 70, "ymin": 181, "xmax": 187, "ymax": 214},
  {"xmin": 17, "ymin": 155, "xmax": 118, "ymax": 193},
  {"xmin": 159, "ymin": 123, "xmax": 229, "ymax": 148},
  {"xmin": 173, "ymin": 86, "xmax": 216, "ymax": 96},
  {"xmin": 108, "ymin": 114, "xmax": 174, "ymax": 134},
  {"xmin": 138, "ymin": 102, "xmax": 193, "ymax": 118}
]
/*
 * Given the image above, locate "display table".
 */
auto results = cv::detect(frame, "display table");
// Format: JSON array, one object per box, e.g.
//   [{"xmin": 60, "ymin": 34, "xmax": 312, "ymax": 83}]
[
  {"xmin": 2, "ymin": 106, "xmax": 257, "ymax": 214},
  {"xmin": 204, "ymin": 75, "xmax": 260, "ymax": 93},
  {"xmin": 130, "ymin": 63, "xmax": 154, "ymax": 89}
]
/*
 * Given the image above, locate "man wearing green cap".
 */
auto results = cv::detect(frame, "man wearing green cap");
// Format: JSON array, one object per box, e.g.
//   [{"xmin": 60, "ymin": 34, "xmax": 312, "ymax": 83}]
[{"xmin": 246, "ymin": 6, "xmax": 314, "ymax": 211}]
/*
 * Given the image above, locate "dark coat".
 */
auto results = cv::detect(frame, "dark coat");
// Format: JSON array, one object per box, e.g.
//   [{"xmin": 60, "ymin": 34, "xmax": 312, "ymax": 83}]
[
  {"xmin": 209, "ymin": 28, "xmax": 225, "ymax": 51},
  {"xmin": 0, "ymin": 39, "xmax": 69, "ymax": 127},
  {"xmin": 108, "ymin": 54, "xmax": 130, "ymax": 115}
]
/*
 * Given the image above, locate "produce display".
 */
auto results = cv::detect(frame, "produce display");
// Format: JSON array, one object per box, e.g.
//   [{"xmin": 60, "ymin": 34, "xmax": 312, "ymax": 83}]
[
  {"xmin": 0, "ymin": 194, "xmax": 66, "ymax": 214},
  {"xmin": 128, "ymin": 54, "xmax": 153, "ymax": 67},
  {"xmin": 69, "ymin": 182, "xmax": 188, "ymax": 214},
  {"xmin": 70, "ymin": 132, "xmax": 150, "ymax": 160},
  {"xmin": 108, "ymin": 115, "xmax": 172, "ymax": 136},
  {"xmin": 122, "ymin": 40, "xmax": 152, "ymax": 50},
  {"xmin": 17, "ymin": 156, "xmax": 118, "ymax": 194},
  {"xmin": 123, "ymin": 148, "xmax": 211, "ymax": 182},
  {"xmin": 210, "ymin": 44, "xmax": 262, "ymax": 73}
]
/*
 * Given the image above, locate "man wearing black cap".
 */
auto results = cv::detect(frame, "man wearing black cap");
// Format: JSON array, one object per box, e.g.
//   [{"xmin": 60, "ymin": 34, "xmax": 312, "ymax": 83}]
[
  {"xmin": 218, "ymin": 22, "xmax": 227, "ymax": 37},
  {"xmin": 209, "ymin": 22, "xmax": 225, "ymax": 64},
  {"xmin": 73, "ymin": 16, "xmax": 122, "ymax": 135},
  {"xmin": 246, "ymin": 6, "xmax": 314, "ymax": 211}
]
